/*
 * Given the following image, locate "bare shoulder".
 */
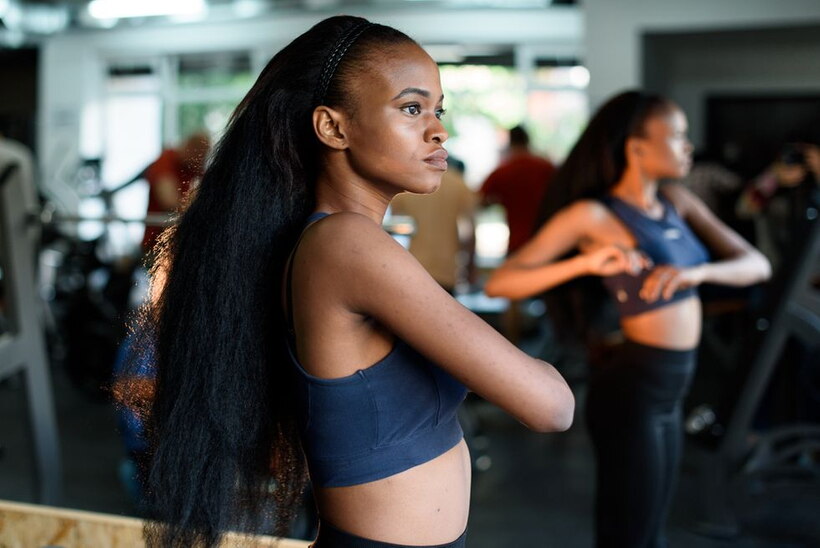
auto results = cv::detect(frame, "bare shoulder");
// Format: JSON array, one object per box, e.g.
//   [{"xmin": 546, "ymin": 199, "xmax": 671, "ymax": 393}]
[
  {"xmin": 570, "ymin": 198, "xmax": 610, "ymax": 219},
  {"xmin": 555, "ymin": 199, "xmax": 613, "ymax": 231},
  {"xmin": 518, "ymin": 199, "xmax": 614, "ymax": 256},
  {"xmin": 298, "ymin": 211, "xmax": 410, "ymax": 273},
  {"xmin": 307, "ymin": 211, "xmax": 388, "ymax": 241},
  {"xmin": 660, "ymin": 182, "xmax": 701, "ymax": 216}
]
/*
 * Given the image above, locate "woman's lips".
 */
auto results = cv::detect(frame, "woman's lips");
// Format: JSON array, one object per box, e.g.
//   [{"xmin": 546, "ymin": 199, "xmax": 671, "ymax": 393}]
[{"xmin": 424, "ymin": 149, "xmax": 448, "ymax": 171}]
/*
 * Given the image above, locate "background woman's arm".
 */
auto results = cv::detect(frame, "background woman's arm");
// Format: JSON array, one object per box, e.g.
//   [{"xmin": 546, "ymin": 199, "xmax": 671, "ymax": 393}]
[
  {"xmin": 665, "ymin": 183, "xmax": 772, "ymax": 287},
  {"xmin": 485, "ymin": 201, "xmax": 643, "ymax": 300}
]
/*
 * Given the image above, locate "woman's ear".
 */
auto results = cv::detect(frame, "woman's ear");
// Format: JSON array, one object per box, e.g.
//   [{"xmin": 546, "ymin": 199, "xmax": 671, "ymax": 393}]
[
  {"xmin": 313, "ymin": 106, "xmax": 349, "ymax": 150},
  {"xmin": 625, "ymin": 136, "xmax": 644, "ymax": 160}
]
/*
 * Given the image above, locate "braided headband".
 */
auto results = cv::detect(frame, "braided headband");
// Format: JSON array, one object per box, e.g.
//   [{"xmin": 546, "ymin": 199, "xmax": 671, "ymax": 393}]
[{"xmin": 315, "ymin": 21, "xmax": 375, "ymax": 105}]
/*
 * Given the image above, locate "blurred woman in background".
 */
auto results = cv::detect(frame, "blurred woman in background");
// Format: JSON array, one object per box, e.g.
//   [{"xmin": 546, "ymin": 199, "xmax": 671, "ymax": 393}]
[{"xmin": 486, "ymin": 90, "xmax": 770, "ymax": 548}]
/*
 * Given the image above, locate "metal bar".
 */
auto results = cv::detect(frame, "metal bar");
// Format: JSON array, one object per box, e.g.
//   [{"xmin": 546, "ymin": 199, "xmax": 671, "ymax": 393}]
[
  {"xmin": 721, "ymin": 217, "xmax": 820, "ymax": 462},
  {"xmin": 33, "ymin": 211, "xmax": 173, "ymax": 227},
  {"xmin": 0, "ymin": 158, "xmax": 63, "ymax": 505}
]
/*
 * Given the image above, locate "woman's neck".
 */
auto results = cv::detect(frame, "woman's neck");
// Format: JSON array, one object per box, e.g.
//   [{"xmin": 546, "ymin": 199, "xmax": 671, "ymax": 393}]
[
  {"xmin": 610, "ymin": 168, "xmax": 660, "ymax": 212},
  {"xmin": 314, "ymin": 167, "xmax": 392, "ymax": 225}
]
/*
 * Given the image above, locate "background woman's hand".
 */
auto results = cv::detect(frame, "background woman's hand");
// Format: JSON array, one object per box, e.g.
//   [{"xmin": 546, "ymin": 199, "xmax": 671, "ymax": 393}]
[
  {"xmin": 803, "ymin": 144, "xmax": 820, "ymax": 182},
  {"xmin": 581, "ymin": 245, "xmax": 650, "ymax": 277},
  {"xmin": 639, "ymin": 264, "xmax": 705, "ymax": 302}
]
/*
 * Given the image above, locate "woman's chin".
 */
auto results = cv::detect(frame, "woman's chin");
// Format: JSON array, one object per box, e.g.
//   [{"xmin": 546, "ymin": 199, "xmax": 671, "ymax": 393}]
[
  {"xmin": 410, "ymin": 179, "xmax": 443, "ymax": 195},
  {"xmin": 667, "ymin": 165, "xmax": 690, "ymax": 179}
]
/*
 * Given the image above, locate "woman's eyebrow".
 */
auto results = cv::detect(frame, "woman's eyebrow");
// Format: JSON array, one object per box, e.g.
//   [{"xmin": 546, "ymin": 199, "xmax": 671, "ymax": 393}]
[{"xmin": 391, "ymin": 87, "xmax": 444, "ymax": 102}]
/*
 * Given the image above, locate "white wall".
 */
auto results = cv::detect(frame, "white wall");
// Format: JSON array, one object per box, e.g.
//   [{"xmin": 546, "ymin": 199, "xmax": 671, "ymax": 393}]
[
  {"xmin": 583, "ymin": 0, "xmax": 820, "ymax": 110},
  {"xmin": 38, "ymin": 7, "xmax": 582, "ymax": 205}
]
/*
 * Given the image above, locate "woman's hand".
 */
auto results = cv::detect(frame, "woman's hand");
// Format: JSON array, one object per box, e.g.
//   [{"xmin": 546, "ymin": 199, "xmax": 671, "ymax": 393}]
[
  {"xmin": 581, "ymin": 245, "xmax": 650, "ymax": 277},
  {"xmin": 639, "ymin": 264, "xmax": 705, "ymax": 302}
]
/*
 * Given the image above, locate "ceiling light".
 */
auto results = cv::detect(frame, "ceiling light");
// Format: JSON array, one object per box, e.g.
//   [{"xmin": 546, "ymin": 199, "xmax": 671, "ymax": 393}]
[
  {"xmin": 88, "ymin": 0, "xmax": 207, "ymax": 20},
  {"xmin": 0, "ymin": 0, "xmax": 21, "ymax": 28}
]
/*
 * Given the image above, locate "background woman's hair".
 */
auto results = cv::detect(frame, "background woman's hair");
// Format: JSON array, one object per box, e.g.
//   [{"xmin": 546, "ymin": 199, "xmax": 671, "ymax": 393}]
[
  {"xmin": 116, "ymin": 15, "xmax": 415, "ymax": 548},
  {"xmin": 534, "ymin": 90, "xmax": 675, "ymax": 348}
]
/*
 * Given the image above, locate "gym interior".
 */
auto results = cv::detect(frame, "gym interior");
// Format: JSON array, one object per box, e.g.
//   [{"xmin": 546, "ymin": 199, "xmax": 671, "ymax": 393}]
[{"xmin": 0, "ymin": 1, "xmax": 818, "ymax": 546}]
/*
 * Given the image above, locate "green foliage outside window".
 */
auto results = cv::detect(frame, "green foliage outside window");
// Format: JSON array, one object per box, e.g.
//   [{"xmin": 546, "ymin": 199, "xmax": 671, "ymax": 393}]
[
  {"xmin": 439, "ymin": 64, "xmax": 587, "ymax": 162},
  {"xmin": 439, "ymin": 65, "xmax": 526, "ymax": 138},
  {"xmin": 178, "ymin": 101, "xmax": 238, "ymax": 141},
  {"xmin": 177, "ymin": 52, "xmax": 254, "ymax": 90}
]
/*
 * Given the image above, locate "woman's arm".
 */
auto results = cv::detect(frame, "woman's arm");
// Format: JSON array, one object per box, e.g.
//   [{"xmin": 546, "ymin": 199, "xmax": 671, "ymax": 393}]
[
  {"xmin": 315, "ymin": 213, "xmax": 575, "ymax": 433},
  {"xmin": 485, "ymin": 201, "xmax": 643, "ymax": 300},
  {"xmin": 643, "ymin": 184, "xmax": 772, "ymax": 302}
]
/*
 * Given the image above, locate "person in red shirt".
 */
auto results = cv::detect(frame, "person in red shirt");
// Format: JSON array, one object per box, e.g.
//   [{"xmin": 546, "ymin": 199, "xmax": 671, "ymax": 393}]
[
  {"xmin": 142, "ymin": 131, "xmax": 211, "ymax": 253},
  {"xmin": 480, "ymin": 125, "xmax": 556, "ymax": 255}
]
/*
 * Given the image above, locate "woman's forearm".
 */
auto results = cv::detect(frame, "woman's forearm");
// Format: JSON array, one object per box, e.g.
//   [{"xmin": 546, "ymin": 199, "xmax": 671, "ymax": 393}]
[
  {"xmin": 485, "ymin": 255, "xmax": 589, "ymax": 300},
  {"xmin": 697, "ymin": 250, "xmax": 772, "ymax": 287}
]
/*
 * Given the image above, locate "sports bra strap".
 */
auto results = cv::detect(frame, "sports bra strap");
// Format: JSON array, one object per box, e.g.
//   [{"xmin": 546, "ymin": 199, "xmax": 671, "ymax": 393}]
[{"xmin": 285, "ymin": 212, "xmax": 331, "ymax": 340}]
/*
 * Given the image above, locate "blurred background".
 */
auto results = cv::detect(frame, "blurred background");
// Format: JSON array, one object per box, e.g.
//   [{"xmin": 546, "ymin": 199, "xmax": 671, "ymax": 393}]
[{"xmin": 0, "ymin": 0, "xmax": 818, "ymax": 546}]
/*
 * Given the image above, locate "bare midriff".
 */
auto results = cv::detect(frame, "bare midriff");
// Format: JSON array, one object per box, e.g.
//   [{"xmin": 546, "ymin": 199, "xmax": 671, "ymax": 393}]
[
  {"xmin": 620, "ymin": 295, "xmax": 702, "ymax": 350},
  {"xmin": 314, "ymin": 439, "xmax": 471, "ymax": 544}
]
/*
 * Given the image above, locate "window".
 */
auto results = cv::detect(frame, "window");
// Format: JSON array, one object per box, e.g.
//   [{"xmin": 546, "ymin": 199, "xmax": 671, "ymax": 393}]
[
  {"xmin": 172, "ymin": 51, "xmax": 254, "ymax": 140},
  {"xmin": 437, "ymin": 61, "xmax": 588, "ymax": 264},
  {"xmin": 90, "ymin": 52, "xmax": 256, "ymax": 250}
]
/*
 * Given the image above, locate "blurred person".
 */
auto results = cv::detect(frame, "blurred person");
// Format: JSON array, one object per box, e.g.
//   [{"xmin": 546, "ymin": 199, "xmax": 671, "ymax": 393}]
[
  {"xmin": 736, "ymin": 142, "xmax": 820, "ymax": 271},
  {"xmin": 141, "ymin": 131, "xmax": 211, "ymax": 254},
  {"xmin": 391, "ymin": 157, "xmax": 476, "ymax": 293},
  {"xmin": 486, "ymin": 91, "xmax": 771, "ymax": 548},
  {"xmin": 679, "ymin": 152, "xmax": 743, "ymax": 215},
  {"xmin": 736, "ymin": 142, "xmax": 820, "ymax": 216},
  {"xmin": 479, "ymin": 125, "xmax": 556, "ymax": 255},
  {"xmin": 116, "ymin": 16, "xmax": 574, "ymax": 548},
  {"xmin": 480, "ymin": 126, "xmax": 557, "ymax": 343}
]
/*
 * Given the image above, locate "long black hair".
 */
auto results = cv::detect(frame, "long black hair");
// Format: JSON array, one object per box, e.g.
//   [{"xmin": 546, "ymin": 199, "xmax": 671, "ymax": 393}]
[
  {"xmin": 117, "ymin": 16, "xmax": 415, "ymax": 547},
  {"xmin": 535, "ymin": 90, "xmax": 675, "ymax": 346}
]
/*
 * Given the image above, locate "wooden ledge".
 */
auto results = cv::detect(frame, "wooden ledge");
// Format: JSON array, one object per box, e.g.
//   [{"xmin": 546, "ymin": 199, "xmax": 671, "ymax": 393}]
[{"xmin": 0, "ymin": 499, "xmax": 311, "ymax": 547}]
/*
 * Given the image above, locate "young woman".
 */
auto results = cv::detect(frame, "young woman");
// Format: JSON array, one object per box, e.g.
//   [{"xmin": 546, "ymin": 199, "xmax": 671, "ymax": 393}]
[
  {"xmin": 485, "ymin": 91, "xmax": 771, "ymax": 548},
  {"xmin": 121, "ymin": 15, "xmax": 574, "ymax": 548}
]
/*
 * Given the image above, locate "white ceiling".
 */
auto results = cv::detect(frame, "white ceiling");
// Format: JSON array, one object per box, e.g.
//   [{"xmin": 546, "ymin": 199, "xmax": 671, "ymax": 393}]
[{"xmin": 0, "ymin": 0, "xmax": 576, "ymax": 45}]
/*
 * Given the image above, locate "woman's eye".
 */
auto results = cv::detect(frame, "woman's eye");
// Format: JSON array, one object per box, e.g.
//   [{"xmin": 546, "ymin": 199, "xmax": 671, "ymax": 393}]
[
  {"xmin": 402, "ymin": 104, "xmax": 421, "ymax": 115},
  {"xmin": 436, "ymin": 108, "xmax": 447, "ymax": 120}
]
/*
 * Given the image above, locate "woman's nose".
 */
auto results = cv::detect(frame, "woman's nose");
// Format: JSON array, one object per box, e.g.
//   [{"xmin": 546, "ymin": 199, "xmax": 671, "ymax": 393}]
[{"xmin": 428, "ymin": 116, "xmax": 448, "ymax": 144}]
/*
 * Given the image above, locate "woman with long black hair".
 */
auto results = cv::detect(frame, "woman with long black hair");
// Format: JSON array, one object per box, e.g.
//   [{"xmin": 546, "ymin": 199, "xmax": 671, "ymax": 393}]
[
  {"xmin": 486, "ymin": 91, "xmax": 771, "ymax": 547},
  {"xmin": 118, "ymin": 15, "xmax": 574, "ymax": 548}
]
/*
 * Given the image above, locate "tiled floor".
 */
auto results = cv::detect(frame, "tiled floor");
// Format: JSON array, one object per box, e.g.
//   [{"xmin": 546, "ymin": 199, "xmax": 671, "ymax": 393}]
[{"xmin": 1, "ymin": 330, "xmax": 818, "ymax": 547}]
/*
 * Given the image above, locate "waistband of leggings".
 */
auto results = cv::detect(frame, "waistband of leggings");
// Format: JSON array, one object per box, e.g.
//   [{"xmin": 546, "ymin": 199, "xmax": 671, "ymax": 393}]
[
  {"xmin": 314, "ymin": 520, "xmax": 467, "ymax": 548},
  {"xmin": 621, "ymin": 338, "xmax": 697, "ymax": 367}
]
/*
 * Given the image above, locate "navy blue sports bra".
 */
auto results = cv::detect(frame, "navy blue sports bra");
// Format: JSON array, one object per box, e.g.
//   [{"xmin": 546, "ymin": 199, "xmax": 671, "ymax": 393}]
[
  {"xmin": 600, "ymin": 192, "xmax": 710, "ymax": 317},
  {"xmin": 285, "ymin": 212, "xmax": 467, "ymax": 488}
]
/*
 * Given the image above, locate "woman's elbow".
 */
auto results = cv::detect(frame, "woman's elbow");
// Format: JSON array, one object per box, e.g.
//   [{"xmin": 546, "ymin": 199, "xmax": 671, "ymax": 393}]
[
  {"xmin": 552, "ymin": 388, "xmax": 576, "ymax": 432},
  {"xmin": 746, "ymin": 250, "xmax": 772, "ymax": 283},
  {"xmin": 758, "ymin": 254, "xmax": 773, "ymax": 282},
  {"xmin": 528, "ymin": 387, "xmax": 576, "ymax": 433}
]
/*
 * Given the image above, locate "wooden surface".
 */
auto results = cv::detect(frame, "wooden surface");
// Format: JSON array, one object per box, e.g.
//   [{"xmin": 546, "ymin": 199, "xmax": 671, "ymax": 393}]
[{"xmin": 0, "ymin": 499, "xmax": 311, "ymax": 547}]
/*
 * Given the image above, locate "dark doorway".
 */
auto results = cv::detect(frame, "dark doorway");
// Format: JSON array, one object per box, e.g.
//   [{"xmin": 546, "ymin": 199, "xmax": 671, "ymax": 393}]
[
  {"xmin": 0, "ymin": 48, "xmax": 39, "ymax": 152},
  {"xmin": 706, "ymin": 94, "xmax": 820, "ymax": 179}
]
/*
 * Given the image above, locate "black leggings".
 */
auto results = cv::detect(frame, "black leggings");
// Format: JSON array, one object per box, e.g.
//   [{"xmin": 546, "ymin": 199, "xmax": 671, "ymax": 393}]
[
  {"xmin": 311, "ymin": 520, "xmax": 467, "ymax": 548},
  {"xmin": 585, "ymin": 339, "xmax": 696, "ymax": 548}
]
